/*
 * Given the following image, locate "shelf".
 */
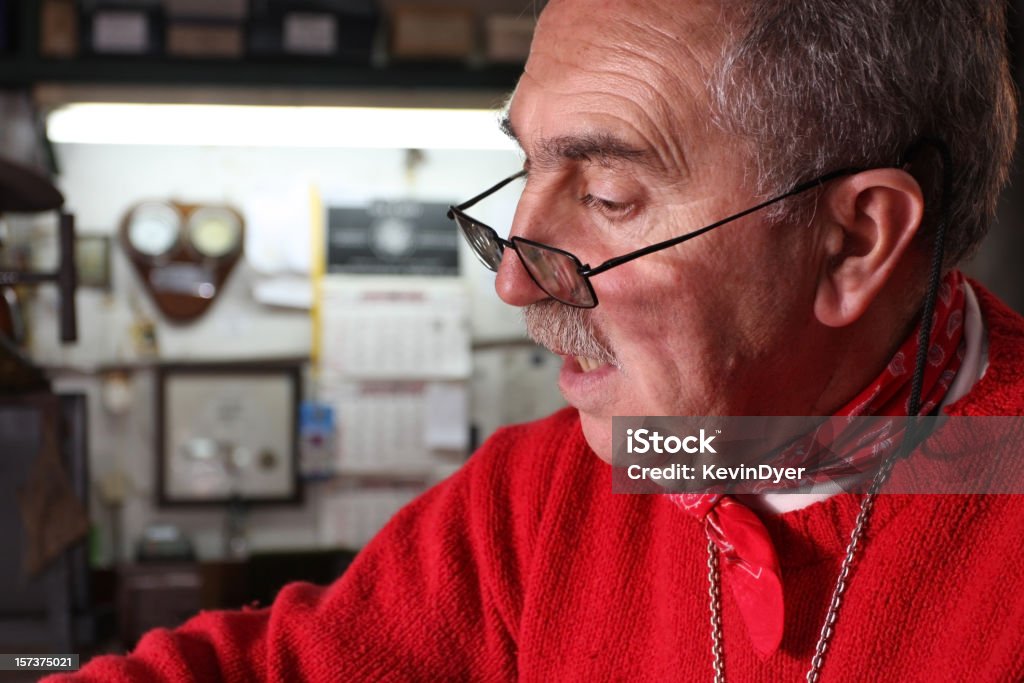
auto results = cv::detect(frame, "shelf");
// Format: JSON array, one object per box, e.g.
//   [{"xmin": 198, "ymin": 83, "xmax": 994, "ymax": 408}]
[
  {"xmin": 0, "ymin": 56, "xmax": 524, "ymax": 91},
  {"xmin": 2, "ymin": 1, "xmax": 525, "ymax": 96},
  {"xmin": 41, "ymin": 355, "xmax": 311, "ymax": 375}
]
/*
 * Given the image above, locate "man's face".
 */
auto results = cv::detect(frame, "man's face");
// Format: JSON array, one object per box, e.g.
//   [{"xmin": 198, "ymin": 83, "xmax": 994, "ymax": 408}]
[{"xmin": 499, "ymin": 0, "xmax": 828, "ymax": 461}]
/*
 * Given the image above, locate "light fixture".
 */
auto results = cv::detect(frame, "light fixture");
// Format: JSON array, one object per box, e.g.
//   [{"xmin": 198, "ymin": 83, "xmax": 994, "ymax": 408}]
[{"xmin": 46, "ymin": 103, "xmax": 518, "ymax": 151}]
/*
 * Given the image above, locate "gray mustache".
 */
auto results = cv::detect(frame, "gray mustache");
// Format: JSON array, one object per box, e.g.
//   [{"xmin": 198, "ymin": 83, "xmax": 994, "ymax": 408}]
[{"xmin": 523, "ymin": 300, "xmax": 619, "ymax": 367}]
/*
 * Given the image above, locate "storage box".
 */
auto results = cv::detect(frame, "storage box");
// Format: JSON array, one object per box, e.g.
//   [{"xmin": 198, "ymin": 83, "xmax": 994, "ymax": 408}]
[
  {"xmin": 248, "ymin": 1, "xmax": 378, "ymax": 63},
  {"xmin": 90, "ymin": 10, "xmax": 152, "ymax": 54},
  {"xmin": 40, "ymin": 0, "xmax": 79, "ymax": 58},
  {"xmin": 390, "ymin": 6, "xmax": 474, "ymax": 61},
  {"xmin": 166, "ymin": 21, "xmax": 245, "ymax": 59},
  {"xmin": 283, "ymin": 12, "xmax": 337, "ymax": 56},
  {"xmin": 484, "ymin": 14, "xmax": 534, "ymax": 64}
]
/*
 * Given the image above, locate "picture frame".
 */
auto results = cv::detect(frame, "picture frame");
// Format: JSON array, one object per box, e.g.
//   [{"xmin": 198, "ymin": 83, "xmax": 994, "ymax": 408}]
[
  {"xmin": 156, "ymin": 361, "xmax": 302, "ymax": 506},
  {"xmin": 74, "ymin": 233, "xmax": 112, "ymax": 289}
]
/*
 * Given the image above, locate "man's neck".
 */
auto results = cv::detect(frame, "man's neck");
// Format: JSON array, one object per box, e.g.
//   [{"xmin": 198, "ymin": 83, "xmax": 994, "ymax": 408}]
[
  {"xmin": 806, "ymin": 287, "xmax": 921, "ymax": 416},
  {"xmin": 745, "ymin": 279, "xmax": 987, "ymax": 515}
]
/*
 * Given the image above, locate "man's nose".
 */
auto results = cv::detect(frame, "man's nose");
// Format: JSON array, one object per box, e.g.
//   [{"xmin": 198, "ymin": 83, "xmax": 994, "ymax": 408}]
[
  {"xmin": 495, "ymin": 182, "xmax": 551, "ymax": 307},
  {"xmin": 495, "ymin": 246, "xmax": 549, "ymax": 307}
]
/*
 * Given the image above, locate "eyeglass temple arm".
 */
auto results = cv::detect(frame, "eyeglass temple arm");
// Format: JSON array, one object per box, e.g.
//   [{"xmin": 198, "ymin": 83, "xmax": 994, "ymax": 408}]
[
  {"xmin": 451, "ymin": 170, "xmax": 528, "ymax": 214},
  {"xmin": 581, "ymin": 167, "xmax": 861, "ymax": 277}
]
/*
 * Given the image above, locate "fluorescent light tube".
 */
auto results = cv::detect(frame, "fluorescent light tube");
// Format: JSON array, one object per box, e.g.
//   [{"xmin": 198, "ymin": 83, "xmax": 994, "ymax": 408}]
[{"xmin": 46, "ymin": 103, "xmax": 517, "ymax": 151}]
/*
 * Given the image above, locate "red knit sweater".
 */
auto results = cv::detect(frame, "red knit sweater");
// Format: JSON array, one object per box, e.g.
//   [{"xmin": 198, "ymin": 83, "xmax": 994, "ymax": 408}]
[{"xmin": 54, "ymin": 286, "xmax": 1024, "ymax": 682}]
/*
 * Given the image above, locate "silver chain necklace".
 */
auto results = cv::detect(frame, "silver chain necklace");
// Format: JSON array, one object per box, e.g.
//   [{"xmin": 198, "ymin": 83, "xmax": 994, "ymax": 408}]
[
  {"xmin": 705, "ymin": 452, "xmax": 900, "ymax": 683},
  {"xmin": 701, "ymin": 136, "xmax": 950, "ymax": 683}
]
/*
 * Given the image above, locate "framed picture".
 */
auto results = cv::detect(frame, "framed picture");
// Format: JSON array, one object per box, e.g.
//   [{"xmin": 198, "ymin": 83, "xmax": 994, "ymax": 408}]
[
  {"xmin": 74, "ymin": 234, "xmax": 112, "ymax": 289},
  {"xmin": 156, "ymin": 362, "xmax": 302, "ymax": 506}
]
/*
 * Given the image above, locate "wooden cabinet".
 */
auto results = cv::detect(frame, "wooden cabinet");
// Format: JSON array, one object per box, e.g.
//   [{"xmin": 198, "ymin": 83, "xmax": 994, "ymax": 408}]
[
  {"xmin": 116, "ymin": 549, "xmax": 358, "ymax": 647},
  {"xmin": 117, "ymin": 563, "xmax": 202, "ymax": 647}
]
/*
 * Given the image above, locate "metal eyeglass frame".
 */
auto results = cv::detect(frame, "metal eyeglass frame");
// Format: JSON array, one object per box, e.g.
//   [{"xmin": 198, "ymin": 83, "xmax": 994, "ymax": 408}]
[{"xmin": 447, "ymin": 166, "xmax": 861, "ymax": 308}]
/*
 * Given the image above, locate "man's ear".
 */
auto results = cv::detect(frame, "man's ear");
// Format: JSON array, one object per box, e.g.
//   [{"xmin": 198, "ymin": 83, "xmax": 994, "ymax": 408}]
[{"xmin": 813, "ymin": 169, "xmax": 924, "ymax": 327}]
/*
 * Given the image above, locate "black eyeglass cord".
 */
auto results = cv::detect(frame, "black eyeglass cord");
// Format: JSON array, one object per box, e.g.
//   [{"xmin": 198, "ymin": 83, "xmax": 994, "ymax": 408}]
[
  {"xmin": 906, "ymin": 138, "xmax": 953, "ymax": 420},
  {"xmin": 787, "ymin": 139, "xmax": 955, "ymax": 683}
]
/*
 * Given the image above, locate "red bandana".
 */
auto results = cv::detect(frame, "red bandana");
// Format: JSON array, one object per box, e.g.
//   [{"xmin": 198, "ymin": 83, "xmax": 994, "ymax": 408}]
[{"xmin": 669, "ymin": 271, "xmax": 967, "ymax": 657}]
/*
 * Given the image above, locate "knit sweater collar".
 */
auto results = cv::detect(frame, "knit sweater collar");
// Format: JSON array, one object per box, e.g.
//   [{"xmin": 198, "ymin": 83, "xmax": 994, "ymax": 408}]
[
  {"xmin": 648, "ymin": 280, "xmax": 1024, "ymax": 568},
  {"xmin": 762, "ymin": 281, "xmax": 1023, "ymax": 567}
]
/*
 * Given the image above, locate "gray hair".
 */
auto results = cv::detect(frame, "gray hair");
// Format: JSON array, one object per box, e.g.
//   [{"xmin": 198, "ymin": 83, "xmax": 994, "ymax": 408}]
[{"xmin": 709, "ymin": 0, "xmax": 1017, "ymax": 268}]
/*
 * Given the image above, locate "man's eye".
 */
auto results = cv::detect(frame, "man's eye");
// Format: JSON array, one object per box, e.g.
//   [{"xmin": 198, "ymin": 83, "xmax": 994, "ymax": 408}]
[{"xmin": 580, "ymin": 193, "xmax": 634, "ymax": 216}]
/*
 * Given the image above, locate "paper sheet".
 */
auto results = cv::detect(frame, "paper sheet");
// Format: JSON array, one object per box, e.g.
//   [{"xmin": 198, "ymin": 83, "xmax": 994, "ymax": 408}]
[
  {"xmin": 319, "ymin": 486, "xmax": 423, "ymax": 548},
  {"xmin": 320, "ymin": 280, "xmax": 471, "ymax": 380},
  {"xmin": 423, "ymin": 382, "xmax": 469, "ymax": 450}
]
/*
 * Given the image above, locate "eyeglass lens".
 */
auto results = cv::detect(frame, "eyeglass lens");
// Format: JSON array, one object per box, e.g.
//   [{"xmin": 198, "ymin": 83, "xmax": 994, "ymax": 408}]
[
  {"xmin": 453, "ymin": 213, "xmax": 504, "ymax": 270},
  {"xmin": 453, "ymin": 210, "xmax": 596, "ymax": 307},
  {"xmin": 514, "ymin": 240, "xmax": 596, "ymax": 307}
]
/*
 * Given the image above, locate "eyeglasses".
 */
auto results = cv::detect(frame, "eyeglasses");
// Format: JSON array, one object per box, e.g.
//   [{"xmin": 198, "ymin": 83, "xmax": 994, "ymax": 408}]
[{"xmin": 447, "ymin": 166, "xmax": 859, "ymax": 308}]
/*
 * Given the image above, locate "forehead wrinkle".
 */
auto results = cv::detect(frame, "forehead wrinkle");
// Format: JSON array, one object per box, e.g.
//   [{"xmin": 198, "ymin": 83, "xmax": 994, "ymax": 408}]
[
  {"xmin": 513, "ymin": 7, "xmax": 729, "ymax": 183},
  {"xmin": 532, "ymin": 41, "xmax": 705, "ymax": 181},
  {"xmin": 595, "ymin": 42, "xmax": 714, "ymax": 180},
  {"xmin": 508, "ymin": 72, "xmax": 691, "ymax": 180},
  {"xmin": 535, "ymin": 1, "xmax": 726, "ymax": 175},
  {"xmin": 615, "ymin": 74, "xmax": 694, "ymax": 180}
]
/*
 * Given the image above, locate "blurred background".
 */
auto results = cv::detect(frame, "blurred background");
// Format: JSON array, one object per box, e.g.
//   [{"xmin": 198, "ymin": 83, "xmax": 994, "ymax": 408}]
[{"xmin": 0, "ymin": 0, "xmax": 1019, "ymax": 667}]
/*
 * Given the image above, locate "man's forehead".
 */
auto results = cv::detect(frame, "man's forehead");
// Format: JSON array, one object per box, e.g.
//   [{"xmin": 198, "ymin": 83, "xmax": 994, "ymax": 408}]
[{"xmin": 505, "ymin": 0, "xmax": 732, "ymax": 176}]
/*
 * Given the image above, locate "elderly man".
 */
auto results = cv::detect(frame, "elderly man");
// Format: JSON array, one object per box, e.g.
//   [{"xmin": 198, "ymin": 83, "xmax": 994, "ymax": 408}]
[{"xmin": 57, "ymin": 0, "xmax": 1023, "ymax": 681}]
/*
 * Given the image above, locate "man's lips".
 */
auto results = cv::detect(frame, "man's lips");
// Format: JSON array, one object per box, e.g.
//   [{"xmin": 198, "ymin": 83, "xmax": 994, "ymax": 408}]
[
  {"xmin": 559, "ymin": 354, "xmax": 617, "ymax": 374},
  {"xmin": 547, "ymin": 347, "xmax": 615, "ymax": 373},
  {"xmin": 556, "ymin": 354, "xmax": 619, "ymax": 414}
]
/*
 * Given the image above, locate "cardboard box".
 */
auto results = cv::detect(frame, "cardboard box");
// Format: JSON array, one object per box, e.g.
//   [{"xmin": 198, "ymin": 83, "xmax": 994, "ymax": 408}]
[
  {"xmin": 390, "ymin": 6, "xmax": 474, "ymax": 60},
  {"xmin": 166, "ymin": 22, "xmax": 245, "ymax": 59},
  {"xmin": 484, "ymin": 14, "xmax": 533, "ymax": 64},
  {"xmin": 40, "ymin": 0, "xmax": 79, "ymax": 58}
]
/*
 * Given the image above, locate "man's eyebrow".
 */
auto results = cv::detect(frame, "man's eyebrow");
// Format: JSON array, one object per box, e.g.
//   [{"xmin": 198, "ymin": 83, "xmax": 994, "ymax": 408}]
[
  {"xmin": 536, "ymin": 133, "xmax": 658, "ymax": 169},
  {"xmin": 498, "ymin": 116, "xmax": 664, "ymax": 171},
  {"xmin": 499, "ymin": 115, "xmax": 517, "ymax": 142}
]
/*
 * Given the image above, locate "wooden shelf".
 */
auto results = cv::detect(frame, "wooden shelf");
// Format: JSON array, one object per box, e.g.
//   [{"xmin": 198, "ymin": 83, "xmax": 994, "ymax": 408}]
[
  {"xmin": 1, "ymin": 1, "xmax": 524, "ymax": 93},
  {"xmin": 0, "ymin": 56, "xmax": 523, "ymax": 91}
]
